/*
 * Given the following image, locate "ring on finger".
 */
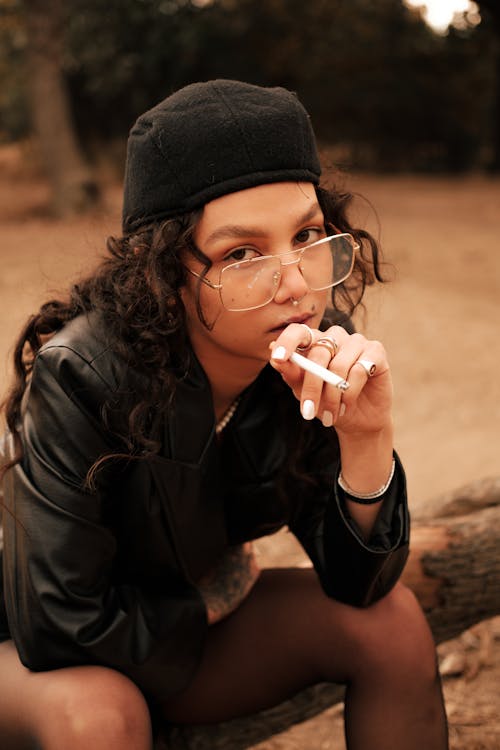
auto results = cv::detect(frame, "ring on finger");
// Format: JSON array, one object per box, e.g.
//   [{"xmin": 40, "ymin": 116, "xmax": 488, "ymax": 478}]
[
  {"xmin": 354, "ymin": 359, "xmax": 377, "ymax": 377},
  {"xmin": 296, "ymin": 324, "xmax": 314, "ymax": 352},
  {"xmin": 311, "ymin": 336, "xmax": 338, "ymax": 360}
]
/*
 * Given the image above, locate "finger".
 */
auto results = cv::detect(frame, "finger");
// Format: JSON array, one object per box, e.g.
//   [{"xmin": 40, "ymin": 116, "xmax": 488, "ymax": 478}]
[
  {"xmin": 299, "ymin": 342, "xmax": 339, "ymax": 421},
  {"xmin": 269, "ymin": 323, "xmax": 320, "ymax": 393},
  {"xmin": 340, "ymin": 341, "xmax": 389, "ymax": 408},
  {"xmin": 270, "ymin": 325, "xmax": 352, "ymax": 421},
  {"xmin": 269, "ymin": 322, "xmax": 316, "ymax": 362},
  {"xmin": 297, "ymin": 329, "xmax": 354, "ymax": 421},
  {"xmin": 317, "ymin": 332, "xmax": 366, "ymax": 422},
  {"xmin": 325, "ymin": 332, "xmax": 368, "ymax": 380}
]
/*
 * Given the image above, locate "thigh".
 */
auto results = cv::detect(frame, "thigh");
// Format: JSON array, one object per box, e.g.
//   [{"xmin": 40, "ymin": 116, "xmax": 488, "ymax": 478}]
[{"xmin": 160, "ymin": 567, "xmax": 361, "ymax": 725}]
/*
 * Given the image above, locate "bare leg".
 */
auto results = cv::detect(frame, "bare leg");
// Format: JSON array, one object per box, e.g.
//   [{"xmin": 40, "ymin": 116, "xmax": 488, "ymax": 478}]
[
  {"xmin": 0, "ymin": 641, "xmax": 153, "ymax": 750},
  {"xmin": 161, "ymin": 569, "xmax": 448, "ymax": 750}
]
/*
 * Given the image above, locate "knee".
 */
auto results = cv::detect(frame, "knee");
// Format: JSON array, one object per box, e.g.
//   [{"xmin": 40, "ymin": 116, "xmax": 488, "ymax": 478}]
[
  {"xmin": 355, "ymin": 583, "xmax": 439, "ymax": 684},
  {"xmin": 38, "ymin": 666, "xmax": 152, "ymax": 749}
]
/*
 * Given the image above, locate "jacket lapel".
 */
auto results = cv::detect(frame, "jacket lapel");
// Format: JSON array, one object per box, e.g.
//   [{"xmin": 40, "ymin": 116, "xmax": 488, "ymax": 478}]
[{"xmin": 148, "ymin": 352, "xmax": 227, "ymax": 582}]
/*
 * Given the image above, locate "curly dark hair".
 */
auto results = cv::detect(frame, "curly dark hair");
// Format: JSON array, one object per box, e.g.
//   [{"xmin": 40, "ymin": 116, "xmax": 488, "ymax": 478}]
[{"xmin": 1, "ymin": 182, "xmax": 385, "ymax": 484}]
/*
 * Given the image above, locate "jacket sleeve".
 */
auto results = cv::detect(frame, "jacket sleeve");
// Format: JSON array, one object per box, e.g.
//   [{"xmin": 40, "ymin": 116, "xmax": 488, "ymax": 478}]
[
  {"xmin": 288, "ymin": 430, "xmax": 410, "ymax": 607},
  {"xmin": 2, "ymin": 346, "xmax": 206, "ymax": 700}
]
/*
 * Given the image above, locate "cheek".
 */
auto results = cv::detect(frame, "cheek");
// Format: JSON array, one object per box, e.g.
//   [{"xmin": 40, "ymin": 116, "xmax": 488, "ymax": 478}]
[{"xmin": 312, "ymin": 290, "xmax": 329, "ymax": 318}]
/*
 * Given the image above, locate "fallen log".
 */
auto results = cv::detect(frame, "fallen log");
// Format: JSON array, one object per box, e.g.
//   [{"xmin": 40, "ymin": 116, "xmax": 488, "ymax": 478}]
[{"xmin": 158, "ymin": 476, "xmax": 500, "ymax": 750}]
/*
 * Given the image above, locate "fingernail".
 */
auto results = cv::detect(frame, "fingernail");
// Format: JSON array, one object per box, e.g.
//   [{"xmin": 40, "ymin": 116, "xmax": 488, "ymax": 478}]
[
  {"xmin": 321, "ymin": 410, "xmax": 333, "ymax": 427},
  {"xmin": 271, "ymin": 346, "xmax": 287, "ymax": 361},
  {"xmin": 339, "ymin": 403, "xmax": 346, "ymax": 417},
  {"xmin": 302, "ymin": 399, "xmax": 315, "ymax": 420}
]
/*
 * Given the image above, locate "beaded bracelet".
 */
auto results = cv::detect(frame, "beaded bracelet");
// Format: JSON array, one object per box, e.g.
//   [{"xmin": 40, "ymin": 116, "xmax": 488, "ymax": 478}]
[{"xmin": 338, "ymin": 458, "xmax": 396, "ymax": 505}]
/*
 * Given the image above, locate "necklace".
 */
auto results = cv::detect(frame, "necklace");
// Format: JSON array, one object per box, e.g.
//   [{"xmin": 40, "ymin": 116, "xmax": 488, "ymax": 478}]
[{"xmin": 215, "ymin": 397, "xmax": 241, "ymax": 435}]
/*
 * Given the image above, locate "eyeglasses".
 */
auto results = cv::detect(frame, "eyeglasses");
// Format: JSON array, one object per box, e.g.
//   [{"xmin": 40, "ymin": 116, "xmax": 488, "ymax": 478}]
[{"xmin": 186, "ymin": 233, "xmax": 360, "ymax": 312}]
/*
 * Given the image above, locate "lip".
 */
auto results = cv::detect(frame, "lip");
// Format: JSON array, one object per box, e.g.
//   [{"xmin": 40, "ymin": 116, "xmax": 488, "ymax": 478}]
[{"xmin": 268, "ymin": 313, "xmax": 314, "ymax": 333}]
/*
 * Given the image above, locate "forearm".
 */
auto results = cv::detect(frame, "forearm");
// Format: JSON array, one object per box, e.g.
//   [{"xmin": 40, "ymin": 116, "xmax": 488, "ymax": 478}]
[{"xmin": 337, "ymin": 421, "xmax": 394, "ymax": 539}]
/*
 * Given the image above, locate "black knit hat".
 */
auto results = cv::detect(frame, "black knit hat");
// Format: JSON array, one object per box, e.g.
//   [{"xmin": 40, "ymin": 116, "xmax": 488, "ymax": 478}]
[{"xmin": 122, "ymin": 79, "xmax": 321, "ymax": 233}]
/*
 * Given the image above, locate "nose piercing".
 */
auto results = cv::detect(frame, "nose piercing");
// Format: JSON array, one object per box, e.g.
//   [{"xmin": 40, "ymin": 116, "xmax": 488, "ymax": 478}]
[{"xmin": 290, "ymin": 293, "xmax": 306, "ymax": 306}]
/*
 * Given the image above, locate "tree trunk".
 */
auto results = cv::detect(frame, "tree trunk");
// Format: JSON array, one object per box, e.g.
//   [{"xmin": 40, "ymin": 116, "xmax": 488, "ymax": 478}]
[
  {"xmin": 24, "ymin": 0, "xmax": 100, "ymax": 216},
  {"xmin": 478, "ymin": 0, "xmax": 500, "ymax": 170},
  {"xmin": 158, "ymin": 476, "xmax": 500, "ymax": 750}
]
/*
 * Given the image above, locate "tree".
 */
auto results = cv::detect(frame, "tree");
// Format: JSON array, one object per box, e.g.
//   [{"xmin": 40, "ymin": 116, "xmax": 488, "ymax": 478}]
[
  {"xmin": 157, "ymin": 475, "xmax": 500, "ymax": 749},
  {"xmin": 23, "ymin": 0, "xmax": 99, "ymax": 215},
  {"xmin": 476, "ymin": 0, "xmax": 500, "ymax": 169},
  {"xmin": 1, "ymin": 0, "xmax": 498, "ymax": 176}
]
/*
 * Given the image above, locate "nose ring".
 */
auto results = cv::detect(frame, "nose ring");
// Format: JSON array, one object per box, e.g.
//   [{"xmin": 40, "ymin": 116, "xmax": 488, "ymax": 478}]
[{"xmin": 290, "ymin": 293, "xmax": 306, "ymax": 307}]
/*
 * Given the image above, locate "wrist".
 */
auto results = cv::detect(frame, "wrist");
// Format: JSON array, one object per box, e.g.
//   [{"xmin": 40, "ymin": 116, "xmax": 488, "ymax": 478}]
[
  {"xmin": 338, "ymin": 423, "xmax": 394, "ymax": 496},
  {"xmin": 338, "ymin": 458, "xmax": 395, "ymax": 504}
]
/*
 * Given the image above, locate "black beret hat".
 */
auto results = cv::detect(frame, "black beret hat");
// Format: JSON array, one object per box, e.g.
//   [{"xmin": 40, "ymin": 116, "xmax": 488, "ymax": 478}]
[{"xmin": 122, "ymin": 79, "xmax": 321, "ymax": 234}]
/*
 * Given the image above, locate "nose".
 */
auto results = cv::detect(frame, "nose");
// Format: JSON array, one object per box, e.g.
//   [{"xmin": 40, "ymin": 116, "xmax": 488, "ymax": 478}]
[{"xmin": 272, "ymin": 254, "xmax": 310, "ymax": 305}]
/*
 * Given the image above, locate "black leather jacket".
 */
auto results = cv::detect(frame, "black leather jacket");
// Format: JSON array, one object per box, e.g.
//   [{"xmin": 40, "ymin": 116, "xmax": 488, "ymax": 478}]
[{"xmin": 0, "ymin": 313, "xmax": 409, "ymax": 702}]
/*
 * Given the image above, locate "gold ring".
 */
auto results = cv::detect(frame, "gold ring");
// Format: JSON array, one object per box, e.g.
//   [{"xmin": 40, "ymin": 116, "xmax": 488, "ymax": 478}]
[
  {"xmin": 296, "ymin": 324, "xmax": 314, "ymax": 352},
  {"xmin": 312, "ymin": 336, "xmax": 338, "ymax": 359},
  {"xmin": 354, "ymin": 359, "xmax": 377, "ymax": 377}
]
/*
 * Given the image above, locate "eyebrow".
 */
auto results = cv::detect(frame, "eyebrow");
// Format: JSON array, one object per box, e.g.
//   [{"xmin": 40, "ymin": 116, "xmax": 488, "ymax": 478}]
[{"xmin": 204, "ymin": 203, "xmax": 324, "ymax": 246}]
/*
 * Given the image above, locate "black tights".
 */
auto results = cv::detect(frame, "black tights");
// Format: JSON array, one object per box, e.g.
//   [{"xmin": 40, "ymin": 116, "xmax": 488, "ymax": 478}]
[
  {"xmin": 162, "ymin": 569, "xmax": 448, "ymax": 748},
  {"xmin": 0, "ymin": 569, "xmax": 448, "ymax": 749}
]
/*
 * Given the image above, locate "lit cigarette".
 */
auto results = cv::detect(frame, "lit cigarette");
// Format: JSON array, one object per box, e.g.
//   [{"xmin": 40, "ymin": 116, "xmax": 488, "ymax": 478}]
[{"xmin": 290, "ymin": 351, "xmax": 349, "ymax": 391}]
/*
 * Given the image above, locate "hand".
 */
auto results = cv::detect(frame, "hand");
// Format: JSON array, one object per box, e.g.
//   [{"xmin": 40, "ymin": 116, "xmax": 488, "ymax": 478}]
[
  {"xmin": 269, "ymin": 323, "xmax": 393, "ymax": 436},
  {"xmin": 197, "ymin": 543, "xmax": 260, "ymax": 625}
]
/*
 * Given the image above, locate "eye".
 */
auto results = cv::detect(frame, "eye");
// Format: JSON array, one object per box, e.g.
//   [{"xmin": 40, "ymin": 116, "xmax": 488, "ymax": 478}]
[
  {"xmin": 223, "ymin": 246, "xmax": 260, "ymax": 264},
  {"xmin": 295, "ymin": 227, "xmax": 325, "ymax": 245}
]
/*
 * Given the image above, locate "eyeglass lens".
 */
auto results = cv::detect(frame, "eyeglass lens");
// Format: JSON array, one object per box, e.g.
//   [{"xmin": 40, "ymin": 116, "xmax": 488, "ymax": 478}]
[{"xmin": 220, "ymin": 235, "xmax": 355, "ymax": 311}]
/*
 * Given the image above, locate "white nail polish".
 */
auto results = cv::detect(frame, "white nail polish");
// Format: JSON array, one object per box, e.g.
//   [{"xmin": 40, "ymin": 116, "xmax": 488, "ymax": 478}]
[
  {"xmin": 339, "ymin": 403, "xmax": 346, "ymax": 417},
  {"xmin": 302, "ymin": 399, "xmax": 315, "ymax": 420},
  {"xmin": 322, "ymin": 410, "xmax": 333, "ymax": 427},
  {"xmin": 271, "ymin": 346, "xmax": 287, "ymax": 361}
]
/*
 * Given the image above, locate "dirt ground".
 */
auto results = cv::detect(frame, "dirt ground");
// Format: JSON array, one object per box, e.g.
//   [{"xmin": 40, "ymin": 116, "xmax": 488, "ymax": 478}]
[{"xmin": 1, "ymin": 144, "xmax": 499, "ymax": 748}]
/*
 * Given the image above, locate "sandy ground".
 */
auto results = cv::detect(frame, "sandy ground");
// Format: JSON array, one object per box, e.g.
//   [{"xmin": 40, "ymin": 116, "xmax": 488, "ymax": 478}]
[{"xmin": 1, "ymin": 145, "xmax": 499, "ymax": 747}]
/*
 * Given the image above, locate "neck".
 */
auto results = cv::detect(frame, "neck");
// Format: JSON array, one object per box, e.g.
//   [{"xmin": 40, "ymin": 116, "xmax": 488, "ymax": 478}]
[
  {"xmin": 209, "ymin": 358, "xmax": 263, "ymax": 421},
  {"xmin": 192, "ymin": 348, "xmax": 265, "ymax": 421}
]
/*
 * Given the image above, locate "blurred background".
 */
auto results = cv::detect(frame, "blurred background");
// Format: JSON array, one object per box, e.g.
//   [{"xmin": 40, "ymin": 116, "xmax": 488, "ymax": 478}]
[
  {"xmin": 1, "ymin": 2, "xmax": 500, "ymax": 747},
  {"xmin": 1, "ymin": 0, "xmax": 499, "ymax": 207}
]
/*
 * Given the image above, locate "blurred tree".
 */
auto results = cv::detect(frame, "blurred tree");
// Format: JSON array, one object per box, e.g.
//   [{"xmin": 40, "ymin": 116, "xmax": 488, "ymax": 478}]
[
  {"xmin": 0, "ymin": 0, "xmax": 29, "ymax": 139},
  {"xmin": 475, "ymin": 0, "xmax": 500, "ymax": 169},
  {"xmin": 23, "ymin": 0, "xmax": 100, "ymax": 215},
  {"xmin": 190, "ymin": 0, "xmax": 494, "ymax": 171},
  {"xmin": 0, "ymin": 0, "xmax": 497, "ymax": 174}
]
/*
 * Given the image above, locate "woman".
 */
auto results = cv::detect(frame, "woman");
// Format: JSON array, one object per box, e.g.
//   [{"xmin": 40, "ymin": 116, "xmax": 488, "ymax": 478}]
[{"xmin": 0, "ymin": 80, "xmax": 448, "ymax": 749}]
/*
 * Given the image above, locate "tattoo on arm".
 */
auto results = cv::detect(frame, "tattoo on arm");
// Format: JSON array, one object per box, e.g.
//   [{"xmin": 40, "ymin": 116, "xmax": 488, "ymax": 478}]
[{"xmin": 197, "ymin": 543, "xmax": 260, "ymax": 624}]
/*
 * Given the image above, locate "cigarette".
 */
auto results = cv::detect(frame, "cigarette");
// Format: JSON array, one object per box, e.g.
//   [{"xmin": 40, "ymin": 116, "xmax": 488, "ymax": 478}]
[{"xmin": 290, "ymin": 351, "xmax": 349, "ymax": 391}]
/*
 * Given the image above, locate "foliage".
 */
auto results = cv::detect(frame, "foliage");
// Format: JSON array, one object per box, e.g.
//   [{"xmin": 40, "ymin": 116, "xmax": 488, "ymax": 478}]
[
  {"xmin": 0, "ymin": 0, "xmax": 29, "ymax": 139},
  {"xmin": 0, "ymin": 0, "xmax": 498, "ymax": 170}
]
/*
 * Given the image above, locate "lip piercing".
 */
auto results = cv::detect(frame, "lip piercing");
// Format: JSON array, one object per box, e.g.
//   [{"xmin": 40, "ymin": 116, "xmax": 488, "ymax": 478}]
[{"xmin": 290, "ymin": 293, "xmax": 306, "ymax": 307}]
